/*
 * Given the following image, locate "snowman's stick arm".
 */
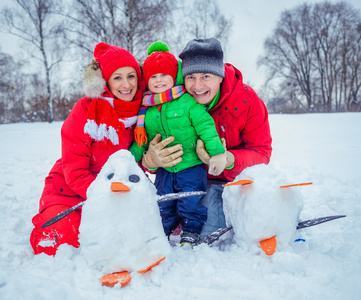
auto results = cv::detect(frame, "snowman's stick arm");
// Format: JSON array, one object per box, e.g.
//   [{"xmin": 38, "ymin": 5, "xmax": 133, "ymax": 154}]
[
  {"xmin": 196, "ymin": 215, "xmax": 346, "ymax": 245},
  {"xmin": 156, "ymin": 191, "xmax": 207, "ymax": 202},
  {"xmin": 40, "ymin": 191, "xmax": 207, "ymax": 228},
  {"xmin": 40, "ymin": 202, "xmax": 85, "ymax": 228}
]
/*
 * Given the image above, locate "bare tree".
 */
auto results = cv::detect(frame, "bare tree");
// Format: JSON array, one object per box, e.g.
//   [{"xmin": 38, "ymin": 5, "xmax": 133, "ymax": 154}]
[
  {"xmin": 338, "ymin": 7, "xmax": 361, "ymax": 111},
  {"xmin": 0, "ymin": 0, "xmax": 67, "ymax": 123},
  {"xmin": 59, "ymin": 0, "xmax": 173, "ymax": 60},
  {"xmin": 171, "ymin": 0, "xmax": 233, "ymax": 55},
  {"xmin": 312, "ymin": 2, "xmax": 345, "ymax": 111},
  {"xmin": 258, "ymin": 4, "xmax": 316, "ymax": 111},
  {"xmin": 0, "ymin": 47, "xmax": 38, "ymax": 123},
  {"xmin": 309, "ymin": 2, "xmax": 361, "ymax": 112},
  {"xmin": 258, "ymin": 1, "xmax": 361, "ymax": 113}
]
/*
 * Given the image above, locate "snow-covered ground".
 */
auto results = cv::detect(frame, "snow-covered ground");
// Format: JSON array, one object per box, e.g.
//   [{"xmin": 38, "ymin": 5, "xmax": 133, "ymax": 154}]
[{"xmin": 1, "ymin": 113, "xmax": 360, "ymax": 300}]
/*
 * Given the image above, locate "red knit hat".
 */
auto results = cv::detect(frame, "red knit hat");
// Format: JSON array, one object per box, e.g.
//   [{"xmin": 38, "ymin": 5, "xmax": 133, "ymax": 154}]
[
  {"xmin": 94, "ymin": 42, "xmax": 141, "ymax": 81},
  {"xmin": 143, "ymin": 41, "xmax": 178, "ymax": 85}
]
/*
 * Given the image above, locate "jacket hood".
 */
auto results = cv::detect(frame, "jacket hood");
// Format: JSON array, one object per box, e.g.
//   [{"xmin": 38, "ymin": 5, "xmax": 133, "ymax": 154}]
[
  {"xmin": 82, "ymin": 58, "xmax": 107, "ymax": 99},
  {"xmin": 218, "ymin": 63, "xmax": 244, "ymax": 107}
]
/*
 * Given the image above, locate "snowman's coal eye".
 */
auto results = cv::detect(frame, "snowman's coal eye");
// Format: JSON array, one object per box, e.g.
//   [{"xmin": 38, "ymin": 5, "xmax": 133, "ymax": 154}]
[
  {"xmin": 129, "ymin": 174, "xmax": 140, "ymax": 183},
  {"xmin": 107, "ymin": 173, "xmax": 114, "ymax": 180}
]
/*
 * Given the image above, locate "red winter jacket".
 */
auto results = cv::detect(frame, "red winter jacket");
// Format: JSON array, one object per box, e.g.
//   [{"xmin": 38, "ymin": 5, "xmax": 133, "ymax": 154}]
[
  {"xmin": 207, "ymin": 63, "xmax": 272, "ymax": 182},
  {"xmin": 38, "ymin": 97, "xmax": 134, "ymax": 212}
]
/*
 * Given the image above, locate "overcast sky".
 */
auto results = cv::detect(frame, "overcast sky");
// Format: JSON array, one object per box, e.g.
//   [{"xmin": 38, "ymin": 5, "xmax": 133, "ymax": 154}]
[
  {"xmin": 218, "ymin": 0, "xmax": 361, "ymax": 90},
  {"xmin": 1, "ymin": 0, "xmax": 360, "ymax": 92}
]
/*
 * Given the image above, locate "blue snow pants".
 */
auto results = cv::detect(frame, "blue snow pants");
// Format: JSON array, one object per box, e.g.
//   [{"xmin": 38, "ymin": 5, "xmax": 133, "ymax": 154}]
[{"xmin": 155, "ymin": 164, "xmax": 207, "ymax": 235}]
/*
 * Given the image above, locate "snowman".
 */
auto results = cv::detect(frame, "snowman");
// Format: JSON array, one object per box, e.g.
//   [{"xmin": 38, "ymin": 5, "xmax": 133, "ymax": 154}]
[
  {"xmin": 79, "ymin": 150, "xmax": 170, "ymax": 286},
  {"xmin": 222, "ymin": 164, "xmax": 306, "ymax": 255}
]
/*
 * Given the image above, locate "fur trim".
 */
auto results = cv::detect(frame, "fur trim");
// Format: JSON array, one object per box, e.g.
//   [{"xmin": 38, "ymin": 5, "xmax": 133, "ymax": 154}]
[{"xmin": 82, "ymin": 58, "xmax": 106, "ymax": 99}]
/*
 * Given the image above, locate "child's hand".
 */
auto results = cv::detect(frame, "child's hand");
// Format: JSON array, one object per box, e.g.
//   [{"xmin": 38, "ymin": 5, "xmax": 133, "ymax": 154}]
[
  {"xmin": 197, "ymin": 138, "xmax": 235, "ymax": 173},
  {"xmin": 220, "ymin": 138, "xmax": 235, "ymax": 169},
  {"xmin": 208, "ymin": 153, "xmax": 227, "ymax": 176}
]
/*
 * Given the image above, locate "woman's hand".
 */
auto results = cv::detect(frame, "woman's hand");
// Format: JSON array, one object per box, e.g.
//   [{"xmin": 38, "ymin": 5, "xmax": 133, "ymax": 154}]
[{"xmin": 142, "ymin": 134, "xmax": 183, "ymax": 169}]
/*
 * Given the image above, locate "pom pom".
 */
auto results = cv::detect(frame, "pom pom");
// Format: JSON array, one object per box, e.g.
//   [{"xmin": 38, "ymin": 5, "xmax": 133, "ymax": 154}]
[{"xmin": 147, "ymin": 41, "xmax": 170, "ymax": 56}]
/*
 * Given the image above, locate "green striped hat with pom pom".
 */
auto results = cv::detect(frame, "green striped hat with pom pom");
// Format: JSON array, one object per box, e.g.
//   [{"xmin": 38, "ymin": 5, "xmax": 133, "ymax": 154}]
[{"xmin": 143, "ymin": 41, "xmax": 178, "ymax": 84}]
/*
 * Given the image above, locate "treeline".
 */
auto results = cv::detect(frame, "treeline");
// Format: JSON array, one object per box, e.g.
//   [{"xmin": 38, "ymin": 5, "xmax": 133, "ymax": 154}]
[
  {"xmin": 1, "ymin": 1, "xmax": 361, "ymax": 124},
  {"xmin": 0, "ymin": 0, "xmax": 232, "ymax": 123},
  {"xmin": 259, "ymin": 1, "xmax": 361, "ymax": 113}
]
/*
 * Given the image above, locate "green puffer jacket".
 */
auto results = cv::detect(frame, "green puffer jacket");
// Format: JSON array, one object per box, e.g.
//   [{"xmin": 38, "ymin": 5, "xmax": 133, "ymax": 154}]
[{"xmin": 129, "ymin": 93, "xmax": 225, "ymax": 173}]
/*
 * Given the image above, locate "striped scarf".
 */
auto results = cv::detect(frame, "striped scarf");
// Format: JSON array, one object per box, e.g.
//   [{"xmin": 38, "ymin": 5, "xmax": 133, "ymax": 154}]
[{"xmin": 134, "ymin": 85, "xmax": 186, "ymax": 146}]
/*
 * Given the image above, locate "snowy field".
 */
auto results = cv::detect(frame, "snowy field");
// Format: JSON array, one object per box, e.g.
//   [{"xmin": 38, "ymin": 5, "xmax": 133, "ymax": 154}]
[{"xmin": 0, "ymin": 113, "xmax": 360, "ymax": 300}]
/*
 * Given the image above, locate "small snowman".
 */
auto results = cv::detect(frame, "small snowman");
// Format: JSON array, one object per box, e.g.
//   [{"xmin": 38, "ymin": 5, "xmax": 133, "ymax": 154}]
[
  {"xmin": 79, "ymin": 150, "xmax": 170, "ymax": 286},
  {"xmin": 222, "ymin": 164, "xmax": 305, "ymax": 255}
]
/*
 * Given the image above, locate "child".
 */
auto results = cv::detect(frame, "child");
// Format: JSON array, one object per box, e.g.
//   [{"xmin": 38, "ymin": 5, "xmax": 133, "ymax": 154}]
[{"xmin": 130, "ymin": 41, "xmax": 226, "ymax": 246}]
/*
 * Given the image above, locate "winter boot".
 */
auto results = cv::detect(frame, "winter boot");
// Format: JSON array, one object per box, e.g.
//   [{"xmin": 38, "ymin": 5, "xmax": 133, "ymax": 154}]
[{"xmin": 180, "ymin": 231, "xmax": 200, "ymax": 248}]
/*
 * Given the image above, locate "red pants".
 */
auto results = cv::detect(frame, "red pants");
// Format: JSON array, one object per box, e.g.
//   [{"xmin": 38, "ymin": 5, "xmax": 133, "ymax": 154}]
[{"xmin": 30, "ymin": 205, "xmax": 81, "ymax": 256}]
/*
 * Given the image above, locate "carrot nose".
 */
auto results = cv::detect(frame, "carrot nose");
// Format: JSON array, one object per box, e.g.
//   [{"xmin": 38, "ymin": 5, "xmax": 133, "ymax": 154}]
[
  {"xmin": 223, "ymin": 179, "xmax": 253, "ymax": 187},
  {"xmin": 111, "ymin": 182, "xmax": 130, "ymax": 192},
  {"xmin": 260, "ymin": 235, "xmax": 277, "ymax": 256}
]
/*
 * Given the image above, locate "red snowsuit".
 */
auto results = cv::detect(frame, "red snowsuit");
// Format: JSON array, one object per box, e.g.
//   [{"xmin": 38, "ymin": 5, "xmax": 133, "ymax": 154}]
[
  {"xmin": 30, "ymin": 97, "xmax": 135, "ymax": 255},
  {"xmin": 39, "ymin": 97, "xmax": 134, "ymax": 211},
  {"xmin": 207, "ymin": 63, "xmax": 272, "ymax": 181}
]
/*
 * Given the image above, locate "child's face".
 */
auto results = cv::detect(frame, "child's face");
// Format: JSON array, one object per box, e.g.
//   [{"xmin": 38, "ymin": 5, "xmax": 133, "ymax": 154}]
[{"xmin": 148, "ymin": 73, "xmax": 174, "ymax": 94}]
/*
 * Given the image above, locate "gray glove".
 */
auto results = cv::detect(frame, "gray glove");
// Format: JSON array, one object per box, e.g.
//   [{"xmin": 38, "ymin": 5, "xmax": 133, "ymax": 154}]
[
  {"xmin": 196, "ymin": 138, "xmax": 235, "ymax": 170},
  {"xmin": 142, "ymin": 134, "xmax": 183, "ymax": 169},
  {"xmin": 208, "ymin": 153, "xmax": 227, "ymax": 176}
]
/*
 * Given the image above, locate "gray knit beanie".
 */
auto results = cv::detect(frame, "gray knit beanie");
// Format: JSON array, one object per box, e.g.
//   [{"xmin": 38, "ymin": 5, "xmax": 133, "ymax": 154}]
[{"xmin": 179, "ymin": 38, "xmax": 225, "ymax": 78}]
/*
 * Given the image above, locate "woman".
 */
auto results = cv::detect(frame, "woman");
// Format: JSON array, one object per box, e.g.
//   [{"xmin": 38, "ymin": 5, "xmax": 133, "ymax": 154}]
[{"xmin": 30, "ymin": 42, "xmax": 145, "ymax": 256}]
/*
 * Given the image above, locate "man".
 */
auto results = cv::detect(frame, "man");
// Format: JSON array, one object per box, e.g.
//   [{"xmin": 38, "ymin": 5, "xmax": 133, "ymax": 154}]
[{"xmin": 141, "ymin": 38, "xmax": 272, "ymax": 237}]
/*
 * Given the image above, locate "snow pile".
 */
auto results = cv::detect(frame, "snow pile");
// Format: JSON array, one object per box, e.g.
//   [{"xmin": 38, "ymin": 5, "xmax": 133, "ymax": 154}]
[
  {"xmin": 0, "ymin": 113, "xmax": 361, "ymax": 300},
  {"xmin": 79, "ymin": 150, "xmax": 170, "ymax": 275},
  {"xmin": 223, "ymin": 164, "xmax": 303, "ymax": 252}
]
